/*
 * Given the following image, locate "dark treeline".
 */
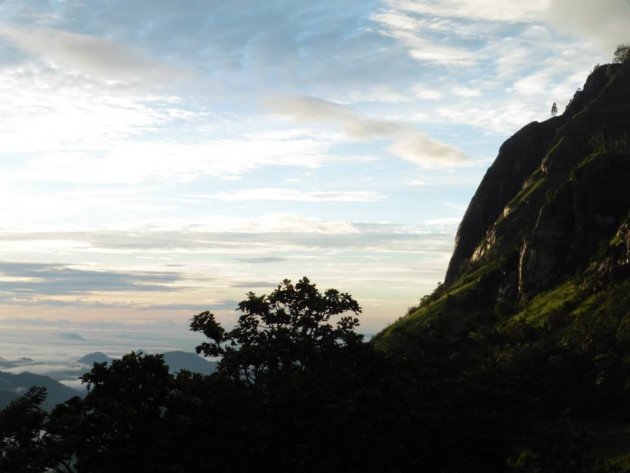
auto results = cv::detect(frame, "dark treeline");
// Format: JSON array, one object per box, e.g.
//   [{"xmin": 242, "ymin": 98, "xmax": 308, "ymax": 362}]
[{"xmin": 1, "ymin": 277, "xmax": 629, "ymax": 472}]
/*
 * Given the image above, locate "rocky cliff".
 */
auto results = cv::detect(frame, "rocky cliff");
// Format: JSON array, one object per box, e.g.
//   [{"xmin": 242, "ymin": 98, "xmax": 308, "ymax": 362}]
[{"xmin": 375, "ymin": 61, "xmax": 630, "ymax": 353}]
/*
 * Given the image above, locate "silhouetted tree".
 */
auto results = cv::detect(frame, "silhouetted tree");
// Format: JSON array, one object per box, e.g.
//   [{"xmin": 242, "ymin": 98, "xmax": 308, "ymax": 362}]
[
  {"xmin": 187, "ymin": 278, "xmax": 467, "ymax": 472},
  {"xmin": 613, "ymin": 43, "xmax": 630, "ymax": 64},
  {"xmin": 551, "ymin": 101, "xmax": 558, "ymax": 117},
  {"xmin": 191, "ymin": 277, "xmax": 363, "ymax": 384},
  {"xmin": 0, "ymin": 387, "xmax": 51, "ymax": 473},
  {"xmin": 50, "ymin": 352, "xmax": 180, "ymax": 473},
  {"xmin": 38, "ymin": 279, "xmax": 418, "ymax": 473}
]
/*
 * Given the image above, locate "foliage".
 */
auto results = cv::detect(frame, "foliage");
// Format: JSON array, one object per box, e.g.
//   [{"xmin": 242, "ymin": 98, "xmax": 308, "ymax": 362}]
[
  {"xmin": 4, "ymin": 276, "xmax": 630, "ymax": 471},
  {"xmin": 190, "ymin": 277, "xmax": 363, "ymax": 383},
  {"xmin": 613, "ymin": 44, "xmax": 630, "ymax": 64},
  {"xmin": 0, "ymin": 386, "xmax": 50, "ymax": 473}
]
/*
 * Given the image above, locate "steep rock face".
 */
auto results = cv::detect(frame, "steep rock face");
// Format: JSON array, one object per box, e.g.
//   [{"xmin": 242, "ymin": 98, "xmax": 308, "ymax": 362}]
[
  {"xmin": 445, "ymin": 118, "xmax": 564, "ymax": 284},
  {"xmin": 375, "ymin": 62, "xmax": 630, "ymax": 353},
  {"xmin": 599, "ymin": 216, "xmax": 630, "ymax": 279},
  {"xmin": 563, "ymin": 62, "xmax": 616, "ymax": 117},
  {"xmin": 445, "ymin": 63, "xmax": 627, "ymax": 287},
  {"xmin": 519, "ymin": 152, "xmax": 630, "ymax": 297}
]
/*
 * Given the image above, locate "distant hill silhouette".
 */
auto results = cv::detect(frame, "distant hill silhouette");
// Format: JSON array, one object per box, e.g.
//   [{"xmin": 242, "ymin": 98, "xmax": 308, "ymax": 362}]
[
  {"xmin": 78, "ymin": 351, "xmax": 217, "ymax": 375},
  {"xmin": 0, "ymin": 356, "xmax": 34, "ymax": 369},
  {"xmin": 162, "ymin": 351, "xmax": 217, "ymax": 375},
  {"xmin": 78, "ymin": 352, "xmax": 113, "ymax": 365},
  {"xmin": 0, "ymin": 371, "xmax": 79, "ymax": 410}
]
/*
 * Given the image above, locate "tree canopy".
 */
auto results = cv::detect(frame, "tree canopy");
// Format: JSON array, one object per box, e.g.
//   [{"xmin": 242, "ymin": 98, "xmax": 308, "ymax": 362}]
[
  {"xmin": 190, "ymin": 277, "xmax": 363, "ymax": 383},
  {"xmin": 614, "ymin": 43, "xmax": 630, "ymax": 64}
]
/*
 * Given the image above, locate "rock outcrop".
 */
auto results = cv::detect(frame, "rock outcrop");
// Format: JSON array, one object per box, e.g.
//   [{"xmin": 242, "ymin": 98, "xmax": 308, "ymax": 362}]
[
  {"xmin": 375, "ymin": 61, "xmax": 630, "ymax": 352},
  {"xmin": 445, "ymin": 117, "xmax": 565, "ymax": 284},
  {"xmin": 446, "ymin": 63, "xmax": 629, "ymax": 289}
]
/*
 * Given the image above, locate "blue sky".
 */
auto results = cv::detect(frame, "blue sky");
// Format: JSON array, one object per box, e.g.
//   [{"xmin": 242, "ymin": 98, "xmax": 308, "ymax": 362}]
[{"xmin": 0, "ymin": 0, "xmax": 627, "ymax": 352}]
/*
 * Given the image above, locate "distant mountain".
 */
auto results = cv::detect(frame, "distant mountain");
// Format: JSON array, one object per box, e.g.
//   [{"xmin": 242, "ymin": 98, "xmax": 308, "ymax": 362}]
[
  {"xmin": 78, "ymin": 352, "xmax": 113, "ymax": 365},
  {"xmin": 0, "ymin": 351, "xmax": 217, "ymax": 411},
  {"xmin": 59, "ymin": 332, "xmax": 85, "ymax": 341},
  {"xmin": 78, "ymin": 350, "xmax": 217, "ymax": 375},
  {"xmin": 0, "ymin": 356, "xmax": 34, "ymax": 369},
  {"xmin": 0, "ymin": 371, "xmax": 79, "ymax": 410},
  {"xmin": 162, "ymin": 351, "xmax": 217, "ymax": 375}
]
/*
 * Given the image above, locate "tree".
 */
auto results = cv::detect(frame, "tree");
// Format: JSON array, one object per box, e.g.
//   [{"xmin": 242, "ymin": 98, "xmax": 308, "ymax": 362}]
[
  {"xmin": 613, "ymin": 43, "xmax": 630, "ymax": 64},
  {"xmin": 551, "ymin": 102, "xmax": 558, "ymax": 117},
  {"xmin": 190, "ymin": 277, "xmax": 363, "ymax": 384},
  {"xmin": 189, "ymin": 277, "xmax": 419, "ymax": 472},
  {"xmin": 52, "ymin": 352, "xmax": 177, "ymax": 473},
  {"xmin": 0, "ymin": 387, "xmax": 52, "ymax": 473}
]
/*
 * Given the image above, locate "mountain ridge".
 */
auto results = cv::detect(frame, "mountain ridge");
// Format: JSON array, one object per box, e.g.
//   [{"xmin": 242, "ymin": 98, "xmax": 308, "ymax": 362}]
[{"xmin": 0, "ymin": 371, "xmax": 78, "ymax": 411}]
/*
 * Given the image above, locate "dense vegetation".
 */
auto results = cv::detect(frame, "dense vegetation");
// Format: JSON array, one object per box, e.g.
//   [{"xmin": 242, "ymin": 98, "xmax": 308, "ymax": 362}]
[{"xmin": 0, "ymin": 277, "xmax": 629, "ymax": 472}]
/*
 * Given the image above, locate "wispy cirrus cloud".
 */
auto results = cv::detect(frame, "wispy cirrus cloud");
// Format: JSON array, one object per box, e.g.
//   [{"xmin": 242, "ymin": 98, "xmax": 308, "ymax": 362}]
[
  {"xmin": 370, "ymin": 8, "xmax": 474, "ymax": 65},
  {"xmin": 381, "ymin": 0, "xmax": 548, "ymax": 22},
  {"xmin": 0, "ymin": 130, "xmax": 341, "ymax": 185}
]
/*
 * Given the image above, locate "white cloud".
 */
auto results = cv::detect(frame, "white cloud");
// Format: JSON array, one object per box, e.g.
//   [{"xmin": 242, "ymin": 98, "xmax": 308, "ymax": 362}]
[
  {"xmin": 424, "ymin": 217, "xmax": 462, "ymax": 227},
  {"xmin": 0, "ymin": 25, "xmax": 177, "ymax": 84},
  {"xmin": 370, "ymin": 9, "xmax": 474, "ymax": 65},
  {"xmin": 0, "ymin": 215, "xmax": 456, "ymax": 256},
  {"xmin": 387, "ymin": 132, "xmax": 468, "ymax": 167},
  {"xmin": 438, "ymin": 101, "xmax": 541, "ymax": 134},
  {"xmin": 410, "ymin": 174, "xmax": 480, "ymax": 188},
  {"xmin": 0, "ymin": 213, "xmax": 457, "ymax": 338},
  {"xmin": 453, "ymin": 86, "xmax": 482, "ymax": 97},
  {"xmin": 0, "ymin": 58, "xmax": 189, "ymax": 168},
  {"xmin": 267, "ymin": 95, "xmax": 467, "ymax": 167},
  {"xmin": 546, "ymin": 0, "xmax": 630, "ymax": 52},
  {"xmin": 201, "ymin": 188, "xmax": 385, "ymax": 202},
  {"xmin": 0, "ymin": 131, "xmax": 338, "ymax": 185},
  {"xmin": 384, "ymin": 0, "xmax": 549, "ymax": 22},
  {"xmin": 413, "ymin": 85, "xmax": 443, "ymax": 101}
]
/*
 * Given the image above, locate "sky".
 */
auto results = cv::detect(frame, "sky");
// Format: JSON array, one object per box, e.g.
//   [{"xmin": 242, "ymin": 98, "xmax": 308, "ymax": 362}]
[{"xmin": 0, "ymin": 0, "xmax": 628, "ymax": 360}]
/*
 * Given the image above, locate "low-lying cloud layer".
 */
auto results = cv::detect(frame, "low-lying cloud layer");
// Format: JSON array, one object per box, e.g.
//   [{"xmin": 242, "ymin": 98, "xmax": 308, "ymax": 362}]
[
  {"xmin": 0, "ymin": 261, "xmax": 183, "ymax": 295},
  {"xmin": 0, "ymin": 215, "xmax": 457, "ymax": 334}
]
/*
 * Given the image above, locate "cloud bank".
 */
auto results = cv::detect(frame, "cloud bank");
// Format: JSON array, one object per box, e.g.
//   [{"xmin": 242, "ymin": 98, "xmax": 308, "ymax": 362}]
[{"xmin": 0, "ymin": 261, "xmax": 182, "ymax": 295}]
